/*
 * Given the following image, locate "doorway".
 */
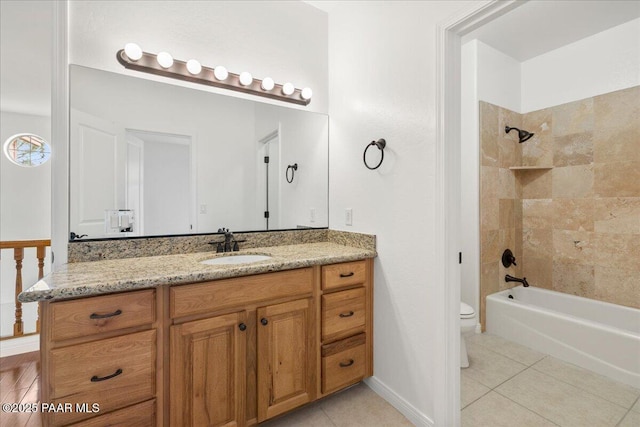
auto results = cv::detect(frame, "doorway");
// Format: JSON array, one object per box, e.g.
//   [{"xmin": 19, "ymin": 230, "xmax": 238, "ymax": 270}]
[{"xmin": 126, "ymin": 130, "xmax": 194, "ymax": 236}]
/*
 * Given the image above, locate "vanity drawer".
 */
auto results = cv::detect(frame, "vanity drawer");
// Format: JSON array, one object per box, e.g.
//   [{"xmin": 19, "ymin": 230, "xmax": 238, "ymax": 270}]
[
  {"xmin": 50, "ymin": 289, "xmax": 155, "ymax": 341},
  {"xmin": 49, "ymin": 330, "xmax": 156, "ymax": 425},
  {"xmin": 68, "ymin": 399, "xmax": 155, "ymax": 427},
  {"xmin": 171, "ymin": 268, "xmax": 313, "ymax": 318},
  {"xmin": 321, "ymin": 333, "xmax": 366, "ymax": 394},
  {"xmin": 322, "ymin": 260, "xmax": 366, "ymax": 291},
  {"xmin": 322, "ymin": 287, "xmax": 365, "ymax": 342}
]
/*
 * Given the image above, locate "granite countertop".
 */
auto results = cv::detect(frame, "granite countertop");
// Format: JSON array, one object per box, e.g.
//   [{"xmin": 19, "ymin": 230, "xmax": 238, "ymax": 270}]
[{"xmin": 18, "ymin": 242, "xmax": 376, "ymax": 303}]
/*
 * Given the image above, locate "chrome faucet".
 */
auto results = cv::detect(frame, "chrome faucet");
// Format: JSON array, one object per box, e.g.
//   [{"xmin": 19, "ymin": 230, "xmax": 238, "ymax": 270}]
[{"xmin": 505, "ymin": 274, "xmax": 529, "ymax": 287}]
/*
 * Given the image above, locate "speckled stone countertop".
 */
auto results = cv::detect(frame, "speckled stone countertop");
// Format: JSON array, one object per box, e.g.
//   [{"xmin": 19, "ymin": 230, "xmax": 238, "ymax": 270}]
[{"xmin": 19, "ymin": 242, "xmax": 376, "ymax": 303}]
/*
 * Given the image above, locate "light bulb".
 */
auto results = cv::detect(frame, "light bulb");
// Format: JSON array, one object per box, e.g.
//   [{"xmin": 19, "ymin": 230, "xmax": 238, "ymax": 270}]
[
  {"xmin": 261, "ymin": 77, "xmax": 275, "ymax": 91},
  {"xmin": 301, "ymin": 87, "xmax": 313, "ymax": 100},
  {"xmin": 186, "ymin": 59, "xmax": 202, "ymax": 75},
  {"xmin": 124, "ymin": 43, "xmax": 143, "ymax": 61},
  {"xmin": 157, "ymin": 52, "xmax": 174, "ymax": 68},
  {"xmin": 239, "ymin": 72, "xmax": 253, "ymax": 86},
  {"xmin": 214, "ymin": 65, "xmax": 228, "ymax": 81},
  {"xmin": 282, "ymin": 82, "xmax": 295, "ymax": 96}
]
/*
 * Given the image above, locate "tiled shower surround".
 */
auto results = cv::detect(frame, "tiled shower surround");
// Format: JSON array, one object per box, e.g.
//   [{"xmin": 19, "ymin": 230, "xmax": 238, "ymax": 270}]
[{"xmin": 479, "ymin": 85, "xmax": 640, "ymax": 329}]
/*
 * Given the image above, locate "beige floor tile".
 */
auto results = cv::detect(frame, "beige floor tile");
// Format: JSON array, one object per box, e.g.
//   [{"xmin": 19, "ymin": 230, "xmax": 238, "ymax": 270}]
[
  {"xmin": 467, "ymin": 333, "xmax": 546, "ymax": 366},
  {"xmin": 320, "ymin": 383, "xmax": 413, "ymax": 427},
  {"xmin": 618, "ymin": 410, "xmax": 640, "ymax": 427},
  {"xmin": 260, "ymin": 402, "xmax": 335, "ymax": 427},
  {"xmin": 532, "ymin": 356, "xmax": 640, "ymax": 409},
  {"xmin": 461, "ymin": 391, "xmax": 557, "ymax": 427},
  {"xmin": 496, "ymin": 369, "xmax": 627, "ymax": 426},
  {"xmin": 461, "ymin": 371, "xmax": 491, "ymax": 409},
  {"xmin": 463, "ymin": 341, "xmax": 528, "ymax": 388},
  {"xmin": 631, "ymin": 398, "xmax": 640, "ymax": 413}
]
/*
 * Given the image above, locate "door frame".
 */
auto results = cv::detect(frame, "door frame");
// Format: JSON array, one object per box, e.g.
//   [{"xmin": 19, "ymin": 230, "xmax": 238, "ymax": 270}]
[{"xmin": 434, "ymin": 1, "xmax": 521, "ymax": 425}]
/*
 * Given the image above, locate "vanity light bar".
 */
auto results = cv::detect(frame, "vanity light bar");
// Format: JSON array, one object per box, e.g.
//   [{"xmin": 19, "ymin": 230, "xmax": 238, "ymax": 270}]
[{"xmin": 116, "ymin": 47, "xmax": 312, "ymax": 106}]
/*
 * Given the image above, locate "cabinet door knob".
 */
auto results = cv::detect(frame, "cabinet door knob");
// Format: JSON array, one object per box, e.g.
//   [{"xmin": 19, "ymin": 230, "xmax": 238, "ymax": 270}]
[
  {"xmin": 339, "ymin": 311, "xmax": 355, "ymax": 318},
  {"xmin": 238, "ymin": 323, "xmax": 247, "ymax": 331},
  {"xmin": 339, "ymin": 359, "xmax": 355, "ymax": 368},
  {"xmin": 339, "ymin": 272, "xmax": 354, "ymax": 278},
  {"xmin": 260, "ymin": 318, "xmax": 268, "ymax": 326}
]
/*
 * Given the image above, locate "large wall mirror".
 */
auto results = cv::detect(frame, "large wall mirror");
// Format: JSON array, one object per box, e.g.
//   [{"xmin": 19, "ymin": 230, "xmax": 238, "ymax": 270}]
[{"xmin": 69, "ymin": 65, "xmax": 328, "ymax": 240}]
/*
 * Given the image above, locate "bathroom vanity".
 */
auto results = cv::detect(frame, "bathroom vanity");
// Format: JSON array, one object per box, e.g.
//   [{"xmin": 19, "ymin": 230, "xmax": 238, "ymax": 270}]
[{"xmin": 22, "ymin": 242, "xmax": 374, "ymax": 426}]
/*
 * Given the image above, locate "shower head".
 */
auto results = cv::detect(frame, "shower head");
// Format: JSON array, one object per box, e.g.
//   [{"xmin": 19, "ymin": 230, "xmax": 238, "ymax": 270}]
[{"xmin": 505, "ymin": 126, "xmax": 534, "ymax": 143}]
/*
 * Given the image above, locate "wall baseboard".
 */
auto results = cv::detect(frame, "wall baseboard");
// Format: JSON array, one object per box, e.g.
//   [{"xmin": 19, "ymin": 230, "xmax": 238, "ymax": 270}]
[
  {"xmin": 0, "ymin": 335, "xmax": 39, "ymax": 358},
  {"xmin": 365, "ymin": 376, "xmax": 434, "ymax": 427}
]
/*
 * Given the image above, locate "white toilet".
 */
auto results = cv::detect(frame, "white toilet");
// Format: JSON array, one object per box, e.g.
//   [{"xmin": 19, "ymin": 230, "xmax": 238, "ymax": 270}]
[{"xmin": 460, "ymin": 302, "xmax": 476, "ymax": 368}]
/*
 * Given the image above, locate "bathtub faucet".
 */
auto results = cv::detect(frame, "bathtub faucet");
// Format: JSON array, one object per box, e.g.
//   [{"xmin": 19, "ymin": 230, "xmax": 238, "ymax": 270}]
[{"xmin": 505, "ymin": 274, "xmax": 529, "ymax": 287}]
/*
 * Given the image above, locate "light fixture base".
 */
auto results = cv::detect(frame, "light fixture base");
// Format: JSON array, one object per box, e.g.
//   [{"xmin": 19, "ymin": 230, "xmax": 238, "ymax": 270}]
[{"xmin": 116, "ymin": 50, "xmax": 311, "ymax": 106}]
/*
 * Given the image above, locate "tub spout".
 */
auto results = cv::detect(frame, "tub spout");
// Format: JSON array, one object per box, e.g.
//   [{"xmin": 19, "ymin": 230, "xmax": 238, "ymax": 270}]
[{"xmin": 505, "ymin": 274, "xmax": 529, "ymax": 287}]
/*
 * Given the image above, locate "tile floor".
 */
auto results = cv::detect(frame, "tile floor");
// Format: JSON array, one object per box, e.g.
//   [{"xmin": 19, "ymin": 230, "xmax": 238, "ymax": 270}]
[
  {"xmin": 261, "ymin": 383, "xmax": 413, "ymax": 427},
  {"xmin": 461, "ymin": 333, "xmax": 640, "ymax": 427}
]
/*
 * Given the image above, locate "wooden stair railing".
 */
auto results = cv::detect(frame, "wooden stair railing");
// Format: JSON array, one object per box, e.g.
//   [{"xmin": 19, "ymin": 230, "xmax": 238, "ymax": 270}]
[{"xmin": 0, "ymin": 239, "xmax": 51, "ymax": 339}]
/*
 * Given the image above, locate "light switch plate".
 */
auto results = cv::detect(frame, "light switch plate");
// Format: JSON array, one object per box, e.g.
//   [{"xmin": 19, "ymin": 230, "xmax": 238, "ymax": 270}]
[{"xmin": 345, "ymin": 208, "xmax": 353, "ymax": 226}]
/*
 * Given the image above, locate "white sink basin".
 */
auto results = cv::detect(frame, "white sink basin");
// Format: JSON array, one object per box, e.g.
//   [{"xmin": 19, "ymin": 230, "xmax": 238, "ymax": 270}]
[{"xmin": 200, "ymin": 254, "xmax": 272, "ymax": 265}]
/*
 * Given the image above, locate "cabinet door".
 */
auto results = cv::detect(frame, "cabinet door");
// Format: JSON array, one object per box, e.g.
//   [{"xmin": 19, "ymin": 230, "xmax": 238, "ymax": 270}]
[
  {"xmin": 257, "ymin": 298, "xmax": 315, "ymax": 422},
  {"xmin": 170, "ymin": 312, "xmax": 246, "ymax": 427}
]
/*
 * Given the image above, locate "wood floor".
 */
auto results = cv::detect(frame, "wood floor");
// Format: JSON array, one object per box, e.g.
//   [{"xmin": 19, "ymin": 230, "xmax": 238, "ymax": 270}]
[{"xmin": 0, "ymin": 351, "xmax": 41, "ymax": 427}]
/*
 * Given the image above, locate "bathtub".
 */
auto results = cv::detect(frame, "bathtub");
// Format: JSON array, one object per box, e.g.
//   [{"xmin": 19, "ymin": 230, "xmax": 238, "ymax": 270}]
[{"xmin": 486, "ymin": 286, "xmax": 640, "ymax": 388}]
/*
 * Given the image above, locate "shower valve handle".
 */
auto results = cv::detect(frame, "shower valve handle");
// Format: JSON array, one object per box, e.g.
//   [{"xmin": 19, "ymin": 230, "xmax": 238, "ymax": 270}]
[{"xmin": 502, "ymin": 249, "xmax": 517, "ymax": 268}]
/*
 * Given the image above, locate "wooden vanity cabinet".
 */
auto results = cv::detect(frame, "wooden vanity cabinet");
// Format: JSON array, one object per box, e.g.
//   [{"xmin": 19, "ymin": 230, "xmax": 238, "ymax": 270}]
[
  {"xmin": 39, "ymin": 258, "xmax": 372, "ymax": 427},
  {"xmin": 319, "ymin": 260, "xmax": 373, "ymax": 396},
  {"xmin": 170, "ymin": 312, "xmax": 247, "ymax": 427},
  {"xmin": 168, "ymin": 268, "xmax": 317, "ymax": 426},
  {"xmin": 39, "ymin": 289, "xmax": 158, "ymax": 427},
  {"xmin": 256, "ymin": 298, "xmax": 315, "ymax": 422}
]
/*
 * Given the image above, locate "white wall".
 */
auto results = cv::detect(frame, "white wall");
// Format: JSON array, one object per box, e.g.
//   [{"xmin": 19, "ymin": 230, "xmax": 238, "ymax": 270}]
[
  {"xmin": 69, "ymin": 0, "xmax": 328, "ymax": 114},
  {"xmin": 522, "ymin": 17, "xmax": 640, "ymax": 113},
  {"xmin": 0, "ymin": 111, "xmax": 52, "ymax": 336},
  {"xmin": 324, "ymin": 1, "xmax": 473, "ymax": 425},
  {"xmin": 460, "ymin": 40, "xmax": 521, "ymax": 319}
]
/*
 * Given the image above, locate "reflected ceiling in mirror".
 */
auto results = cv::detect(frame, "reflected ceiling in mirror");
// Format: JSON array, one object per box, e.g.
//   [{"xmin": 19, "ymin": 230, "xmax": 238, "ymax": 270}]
[{"xmin": 69, "ymin": 65, "xmax": 328, "ymax": 241}]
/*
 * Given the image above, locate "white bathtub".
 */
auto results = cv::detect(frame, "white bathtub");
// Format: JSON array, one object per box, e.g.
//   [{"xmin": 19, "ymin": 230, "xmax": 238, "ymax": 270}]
[{"xmin": 486, "ymin": 286, "xmax": 640, "ymax": 388}]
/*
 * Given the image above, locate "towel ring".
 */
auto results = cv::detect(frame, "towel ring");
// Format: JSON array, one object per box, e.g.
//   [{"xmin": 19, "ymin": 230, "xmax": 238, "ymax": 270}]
[
  {"xmin": 363, "ymin": 138, "xmax": 386, "ymax": 170},
  {"xmin": 286, "ymin": 163, "xmax": 298, "ymax": 183}
]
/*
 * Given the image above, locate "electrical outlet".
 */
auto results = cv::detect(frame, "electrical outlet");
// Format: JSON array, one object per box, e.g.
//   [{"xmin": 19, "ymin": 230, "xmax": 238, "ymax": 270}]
[
  {"xmin": 199, "ymin": 204, "xmax": 207, "ymax": 214},
  {"xmin": 310, "ymin": 208, "xmax": 316, "ymax": 223},
  {"xmin": 345, "ymin": 208, "xmax": 353, "ymax": 226}
]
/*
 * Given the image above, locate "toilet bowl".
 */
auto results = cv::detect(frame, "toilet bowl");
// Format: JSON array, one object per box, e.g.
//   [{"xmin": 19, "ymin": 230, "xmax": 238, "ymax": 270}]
[{"xmin": 460, "ymin": 302, "xmax": 476, "ymax": 368}]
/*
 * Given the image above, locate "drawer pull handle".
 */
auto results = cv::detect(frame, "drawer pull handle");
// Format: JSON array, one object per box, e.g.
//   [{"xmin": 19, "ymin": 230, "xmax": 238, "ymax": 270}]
[
  {"xmin": 261, "ymin": 318, "xmax": 269, "ymax": 326},
  {"xmin": 339, "ymin": 311, "xmax": 355, "ymax": 318},
  {"xmin": 239, "ymin": 323, "xmax": 247, "ymax": 331},
  {"xmin": 339, "ymin": 272, "xmax": 354, "ymax": 278},
  {"xmin": 339, "ymin": 359, "xmax": 355, "ymax": 368},
  {"xmin": 90, "ymin": 368, "xmax": 122, "ymax": 382},
  {"xmin": 89, "ymin": 309, "xmax": 122, "ymax": 320}
]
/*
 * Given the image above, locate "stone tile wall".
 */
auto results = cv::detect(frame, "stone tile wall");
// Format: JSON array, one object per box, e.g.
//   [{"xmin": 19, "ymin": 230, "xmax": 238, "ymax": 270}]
[{"xmin": 479, "ymin": 85, "xmax": 640, "ymax": 329}]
